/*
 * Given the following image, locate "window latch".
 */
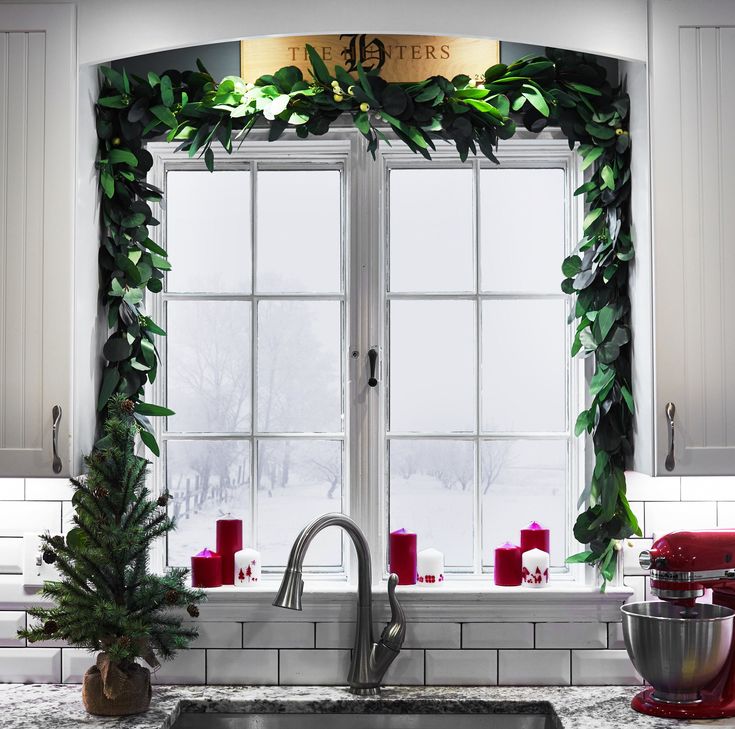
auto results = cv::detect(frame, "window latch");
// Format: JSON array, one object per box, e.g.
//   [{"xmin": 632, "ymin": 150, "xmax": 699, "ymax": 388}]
[{"xmin": 368, "ymin": 348, "xmax": 379, "ymax": 387}]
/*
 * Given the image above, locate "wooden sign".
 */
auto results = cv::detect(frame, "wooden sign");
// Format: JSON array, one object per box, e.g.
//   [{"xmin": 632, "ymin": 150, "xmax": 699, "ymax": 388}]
[{"xmin": 240, "ymin": 35, "xmax": 499, "ymax": 84}]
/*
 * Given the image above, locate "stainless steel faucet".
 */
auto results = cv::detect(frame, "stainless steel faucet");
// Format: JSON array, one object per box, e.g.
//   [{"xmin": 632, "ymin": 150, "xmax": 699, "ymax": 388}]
[{"xmin": 273, "ymin": 513, "xmax": 406, "ymax": 695}]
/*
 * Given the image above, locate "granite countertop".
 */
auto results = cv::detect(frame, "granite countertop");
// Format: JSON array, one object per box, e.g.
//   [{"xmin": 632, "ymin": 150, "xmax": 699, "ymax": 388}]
[{"xmin": 1, "ymin": 684, "xmax": 735, "ymax": 729}]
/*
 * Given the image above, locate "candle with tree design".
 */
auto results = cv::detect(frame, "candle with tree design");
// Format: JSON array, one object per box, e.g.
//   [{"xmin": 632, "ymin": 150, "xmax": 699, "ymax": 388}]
[{"xmin": 233, "ymin": 547, "xmax": 261, "ymax": 586}]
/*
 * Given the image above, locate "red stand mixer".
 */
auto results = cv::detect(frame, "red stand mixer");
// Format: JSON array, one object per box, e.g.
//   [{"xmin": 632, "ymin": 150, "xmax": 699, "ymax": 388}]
[{"xmin": 623, "ymin": 529, "xmax": 735, "ymax": 719}]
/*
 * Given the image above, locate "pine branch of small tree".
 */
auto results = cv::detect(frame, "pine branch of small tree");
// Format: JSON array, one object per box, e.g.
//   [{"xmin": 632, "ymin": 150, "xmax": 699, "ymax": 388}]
[{"xmin": 18, "ymin": 395, "xmax": 205, "ymax": 665}]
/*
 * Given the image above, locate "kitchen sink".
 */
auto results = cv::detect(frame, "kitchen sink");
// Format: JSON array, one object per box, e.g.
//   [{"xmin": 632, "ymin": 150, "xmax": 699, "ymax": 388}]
[{"xmin": 171, "ymin": 713, "xmax": 554, "ymax": 728}]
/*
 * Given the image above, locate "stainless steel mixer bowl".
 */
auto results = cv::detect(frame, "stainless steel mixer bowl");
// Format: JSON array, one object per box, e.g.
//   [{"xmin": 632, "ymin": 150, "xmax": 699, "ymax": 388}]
[{"xmin": 621, "ymin": 601, "xmax": 735, "ymax": 703}]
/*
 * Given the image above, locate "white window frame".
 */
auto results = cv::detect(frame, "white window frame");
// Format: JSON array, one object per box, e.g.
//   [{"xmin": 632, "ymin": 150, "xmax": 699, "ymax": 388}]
[{"xmin": 143, "ymin": 124, "xmax": 621, "ymax": 618}]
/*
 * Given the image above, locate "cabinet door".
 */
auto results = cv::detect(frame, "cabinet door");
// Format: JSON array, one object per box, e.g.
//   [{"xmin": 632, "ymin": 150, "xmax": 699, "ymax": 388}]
[
  {"xmin": 651, "ymin": 0, "xmax": 735, "ymax": 475},
  {"xmin": 0, "ymin": 5, "xmax": 75, "ymax": 476}
]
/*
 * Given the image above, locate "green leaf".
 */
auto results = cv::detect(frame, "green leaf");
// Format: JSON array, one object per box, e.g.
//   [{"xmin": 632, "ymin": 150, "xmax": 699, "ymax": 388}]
[
  {"xmin": 147, "ymin": 71, "xmax": 160, "ymax": 88},
  {"xmin": 160, "ymin": 75, "xmax": 174, "ymax": 107},
  {"xmin": 574, "ymin": 409, "xmax": 592, "ymax": 437},
  {"xmin": 562, "ymin": 255, "xmax": 582, "ymax": 277},
  {"xmin": 601, "ymin": 164, "xmax": 615, "ymax": 190},
  {"xmin": 150, "ymin": 105, "xmax": 178, "ymax": 129},
  {"xmin": 583, "ymin": 207, "xmax": 603, "ymax": 231},
  {"xmin": 621, "ymin": 384, "xmax": 635, "ymax": 414},
  {"xmin": 589, "ymin": 365, "xmax": 616, "ymax": 399},
  {"xmin": 100, "ymin": 170, "xmax": 115, "ymax": 198},
  {"xmin": 594, "ymin": 305, "xmax": 617, "ymax": 342},
  {"xmin": 565, "ymin": 82, "xmax": 602, "ymax": 96},
  {"xmin": 353, "ymin": 111, "xmax": 370, "ymax": 135},
  {"xmin": 140, "ymin": 238, "xmax": 167, "ymax": 256},
  {"xmin": 66, "ymin": 527, "xmax": 87, "ymax": 550},
  {"xmin": 108, "ymin": 148, "xmax": 138, "ymax": 167},
  {"xmin": 135, "ymin": 402, "xmax": 175, "ymax": 417},
  {"xmin": 566, "ymin": 550, "xmax": 595, "ymax": 564},
  {"xmin": 580, "ymin": 146, "xmax": 604, "ymax": 171},
  {"xmin": 585, "ymin": 122, "xmax": 616, "ymax": 140},
  {"xmin": 103, "ymin": 335, "xmax": 132, "ymax": 363},
  {"xmin": 97, "ymin": 366, "xmax": 120, "ymax": 411},
  {"xmin": 139, "ymin": 429, "xmax": 160, "ymax": 457},
  {"xmin": 521, "ymin": 84, "xmax": 550, "ymax": 117},
  {"xmin": 123, "ymin": 287, "xmax": 144, "ymax": 306},
  {"xmin": 306, "ymin": 44, "xmax": 331, "ymax": 85},
  {"xmin": 98, "ymin": 95, "xmax": 129, "ymax": 109}
]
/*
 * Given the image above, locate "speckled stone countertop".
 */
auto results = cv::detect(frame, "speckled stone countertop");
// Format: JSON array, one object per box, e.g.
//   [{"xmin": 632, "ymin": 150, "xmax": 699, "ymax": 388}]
[{"xmin": 1, "ymin": 684, "xmax": 735, "ymax": 729}]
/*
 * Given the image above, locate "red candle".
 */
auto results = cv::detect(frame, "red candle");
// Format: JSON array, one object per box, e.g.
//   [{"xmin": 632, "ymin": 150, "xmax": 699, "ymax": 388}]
[
  {"xmin": 521, "ymin": 521, "xmax": 550, "ymax": 557},
  {"xmin": 216, "ymin": 518, "xmax": 243, "ymax": 585},
  {"xmin": 389, "ymin": 528, "xmax": 417, "ymax": 585},
  {"xmin": 494, "ymin": 542, "xmax": 522, "ymax": 586},
  {"xmin": 191, "ymin": 548, "xmax": 222, "ymax": 588}
]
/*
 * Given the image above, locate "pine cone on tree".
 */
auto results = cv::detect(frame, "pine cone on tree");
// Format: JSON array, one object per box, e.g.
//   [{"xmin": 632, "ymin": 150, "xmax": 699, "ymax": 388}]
[
  {"xmin": 42, "ymin": 549, "xmax": 56, "ymax": 565},
  {"xmin": 43, "ymin": 620, "xmax": 58, "ymax": 636},
  {"xmin": 164, "ymin": 589, "xmax": 179, "ymax": 605},
  {"xmin": 50, "ymin": 535, "xmax": 65, "ymax": 549},
  {"xmin": 121, "ymin": 399, "xmax": 135, "ymax": 415},
  {"xmin": 94, "ymin": 486, "xmax": 109, "ymax": 499},
  {"xmin": 117, "ymin": 635, "xmax": 131, "ymax": 649},
  {"xmin": 156, "ymin": 493, "xmax": 170, "ymax": 507},
  {"xmin": 186, "ymin": 604, "xmax": 199, "ymax": 618}
]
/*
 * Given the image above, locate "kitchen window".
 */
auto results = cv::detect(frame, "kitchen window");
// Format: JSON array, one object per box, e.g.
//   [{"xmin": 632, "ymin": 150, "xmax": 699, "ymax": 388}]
[{"xmin": 147, "ymin": 127, "xmax": 583, "ymax": 582}]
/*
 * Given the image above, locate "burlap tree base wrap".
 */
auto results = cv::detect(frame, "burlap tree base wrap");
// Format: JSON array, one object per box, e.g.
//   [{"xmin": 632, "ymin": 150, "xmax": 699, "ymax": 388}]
[{"xmin": 82, "ymin": 653, "xmax": 152, "ymax": 716}]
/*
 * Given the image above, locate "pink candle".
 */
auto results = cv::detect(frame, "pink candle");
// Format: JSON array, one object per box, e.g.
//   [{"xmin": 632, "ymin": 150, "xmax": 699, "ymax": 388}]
[
  {"xmin": 191, "ymin": 548, "xmax": 222, "ymax": 588},
  {"xmin": 494, "ymin": 542, "xmax": 522, "ymax": 586},
  {"xmin": 389, "ymin": 528, "xmax": 417, "ymax": 585},
  {"xmin": 216, "ymin": 518, "xmax": 243, "ymax": 585},
  {"xmin": 521, "ymin": 521, "xmax": 550, "ymax": 557}
]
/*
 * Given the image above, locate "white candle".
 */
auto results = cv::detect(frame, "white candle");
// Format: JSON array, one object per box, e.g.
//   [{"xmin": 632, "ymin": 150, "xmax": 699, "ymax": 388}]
[
  {"xmin": 233, "ymin": 547, "xmax": 261, "ymax": 586},
  {"xmin": 522, "ymin": 548, "xmax": 549, "ymax": 588},
  {"xmin": 417, "ymin": 547, "xmax": 444, "ymax": 586}
]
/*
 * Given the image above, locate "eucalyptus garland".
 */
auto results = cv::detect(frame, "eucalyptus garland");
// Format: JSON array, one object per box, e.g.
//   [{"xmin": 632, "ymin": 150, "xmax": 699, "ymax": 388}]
[{"xmin": 95, "ymin": 45, "xmax": 639, "ymax": 582}]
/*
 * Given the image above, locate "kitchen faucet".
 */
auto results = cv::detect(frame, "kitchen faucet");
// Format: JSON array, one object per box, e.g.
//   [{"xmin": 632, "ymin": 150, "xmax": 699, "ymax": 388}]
[{"xmin": 273, "ymin": 513, "xmax": 406, "ymax": 695}]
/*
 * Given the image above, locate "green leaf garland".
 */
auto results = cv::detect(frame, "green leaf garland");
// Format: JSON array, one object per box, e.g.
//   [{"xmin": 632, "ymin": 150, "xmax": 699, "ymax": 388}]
[{"xmin": 96, "ymin": 45, "xmax": 638, "ymax": 584}]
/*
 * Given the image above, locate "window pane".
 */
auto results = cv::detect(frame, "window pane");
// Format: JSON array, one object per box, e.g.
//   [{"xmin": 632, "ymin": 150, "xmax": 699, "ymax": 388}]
[
  {"xmin": 390, "ymin": 300, "xmax": 475, "ymax": 433},
  {"xmin": 481, "ymin": 439, "xmax": 567, "ymax": 567},
  {"xmin": 256, "ymin": 170, "xmax": 341, "ymax": 293},
  {"xmin": 167, "ymin": 301, "xmax": 251, "ymax": 433},
  {"xmin": 480, "ymin": 168, "xmax": 565, "ymax": 294},
  {"xmin": 481, "ymin": 299, "xmax": 566, "ymax": 433},
  {"xmin": 389, "ymin": 168, "xmax": 474, "ymax": 293},
  {"xmin": 389, "ymin": 439, "xmax": 474, "ymax": 568},
  {"xmin": 257, "ymin": 440, "xmax": 343, "ymax": 568},
  {"xmin": 257, "ymin": 300, "xmax": 342, "ymax": 433},
  {"xmin": 166, "ymin": 171, "xmax": 251, "ymax": 293},
  {"xmin": 166, "ymin": 440, "xmax": 250, "ymax": 567}
]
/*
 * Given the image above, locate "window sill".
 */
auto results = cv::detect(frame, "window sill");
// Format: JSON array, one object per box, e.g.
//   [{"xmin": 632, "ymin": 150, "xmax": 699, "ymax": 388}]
[{"xmin": 197, "ymin": 580, "xmax": 632, "ymax": 623}]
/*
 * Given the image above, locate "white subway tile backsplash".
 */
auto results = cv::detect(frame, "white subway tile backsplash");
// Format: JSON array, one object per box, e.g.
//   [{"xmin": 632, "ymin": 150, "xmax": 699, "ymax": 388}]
[
  {"xmin": 625, "ymin": 471, "xmax": 679, "ymax": 501},
  {"xmin": 62, "ymin": 648, "xmax": 95, "ymax": 683},
  {"xmin": 0, "ymin": 502, "xmax": 61, "ymax": 537},
  {"xmin": 645, "ymin": 501, "xmax": 717, "ymax": 538},
  {"xmin": 279, "ymin": 649, "xmax": 350, "ymax": 685},
  {"xmin": 718, "ymin": 502, "xmax": 735, "ymax": 528},
  {"xmin": 0, "ymin": 538, "xmax": 23, "ymax": 574},
  {"xmin": 207, "ymin": 649, "xmax": 278, "ymax": 684},
  {"xmin": 0, "ymin": 480, "xmax": 24, "ymax": 500},
  {"xmin": 0, "ymin": 648, "xmax": 60, "ymax": 682},
  {"xmin": 25, "ymin": 478, "xmax": 74, "ymax": 501},
  {"xmin": 383, "ymin": 649, "xmax": 424, "ymax": 686},
  {"xmin": 571, "ymin": 650, "xmax": 642, "ymax": 685},
  {"xmin": 535, "ymin": 623, "xmax": 606, "ymax": 649},
  {"xmin": 608, "ymin": 623, "xmax": 625, "ymax": 650},
  {"xmin": 499, "ymin": 650, "xmax": 570, "ymax": 686},
  {"xmin": 316, "ymin": 622, "xmax": 354, "ymax": 649},
  {"xmin": 150, "ymin": 649, "xmax": 205, "ymax": 684},
  {"xmin": 243, "ymin": 622, "xmax": 313, "ymax": 649},
  {"xmin": 682, "ymin": 477, "xmax": 735, "ymax": 501},
  {"xmin": 463, "ymin": 623, "xmax": 533, "ymax": 649},
  {"xmin": 374, "ymin": 622, "xmax": 460, "ymax": 649},
  {"xmin": 425, "ymin": 650, "xmax": 497, "ymax": 686},
  {"xmin": 186, "ymin": 622, "xmax": 241, "ymax": 649},
  {"xmin": 624, "ymin": 576, "xmax": 645, "ymax": 604},
  {"xmin": 623, "ymin": 539, "xmax": 653, "ymax": 576},
  {"xmin": 0, "ymin": 611, "xmax": 24, "ymax": 646}
]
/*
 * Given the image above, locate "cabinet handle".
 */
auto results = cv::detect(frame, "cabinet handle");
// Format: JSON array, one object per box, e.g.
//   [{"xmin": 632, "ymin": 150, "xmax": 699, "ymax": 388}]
[
  {"xmin": 368, "ymin": 348, "xmax": 379, "ymax": 387},
  {"xmin": 665, "ymin": 402, "xmax": 676, "ymax": 472},
  {"xmin": 51, "ymin": 405, "xmax": 62, "ymax": 474}
]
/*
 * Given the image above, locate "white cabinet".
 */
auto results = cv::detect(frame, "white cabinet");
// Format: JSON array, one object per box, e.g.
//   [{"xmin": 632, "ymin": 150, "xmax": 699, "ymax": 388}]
[
  {"xmin": 650, "ymin": 0, "xmax": 735, "ymax": 474},
  {"xmin": 0, "ymin": 4, "xmax": 77, "ymax": 476}
]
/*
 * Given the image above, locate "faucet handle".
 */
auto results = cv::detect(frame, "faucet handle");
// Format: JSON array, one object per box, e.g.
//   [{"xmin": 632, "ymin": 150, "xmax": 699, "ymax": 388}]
[{"xmin": 379, "ymin": 573, "xmax": 406, "ymax": 651}]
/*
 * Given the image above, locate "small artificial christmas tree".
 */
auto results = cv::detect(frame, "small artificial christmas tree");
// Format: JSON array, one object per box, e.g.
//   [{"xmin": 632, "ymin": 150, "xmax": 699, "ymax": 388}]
[{"xmin": 19, "ymin": 395, "xmax": 204, "ymax": 715}]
